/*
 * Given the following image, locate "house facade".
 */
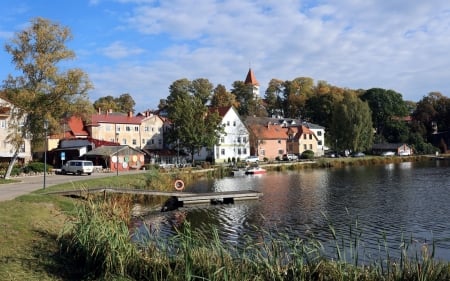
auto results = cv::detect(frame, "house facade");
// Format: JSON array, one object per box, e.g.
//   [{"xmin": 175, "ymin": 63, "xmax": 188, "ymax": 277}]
[
  {"xmin": 246, "ymin": 121, "xmax": 288, "ymax": 161},
  {"xmin": 0, "ymin": 97, "xmax": 32, "ymax": 163},
  {"xmin": 246, "ymin": 116, "xmax": 325, "ymax": 160},
  {"xmin": 195, "ymin": 106, "xmax": 250, "ymax": 163},
  {"xmin": 86, "ymin": 109, "xmax": 163, "ymax": 150}
]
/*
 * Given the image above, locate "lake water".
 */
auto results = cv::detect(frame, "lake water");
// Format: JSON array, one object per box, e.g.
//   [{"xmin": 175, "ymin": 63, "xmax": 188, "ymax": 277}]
[{"xmin": 133, "ymin": 159, "xmax": 450, "ymax": 262}]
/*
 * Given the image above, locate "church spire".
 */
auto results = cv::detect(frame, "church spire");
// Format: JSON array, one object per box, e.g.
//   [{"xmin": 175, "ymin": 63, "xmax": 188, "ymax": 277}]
[{"xmin": 244, "ymin": 68, "xmax": 260, "ymax": 97}]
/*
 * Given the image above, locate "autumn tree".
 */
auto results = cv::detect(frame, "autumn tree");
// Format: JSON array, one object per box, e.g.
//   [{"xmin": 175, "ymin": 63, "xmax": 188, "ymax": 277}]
[
  {"xmin": 2, "ymin": 17, "xmax": 93, "ymax": 178},
  {"xmin": 211, "ymin": 84, "xmax": 237, "ymax": 107},
  {"xmin": 264, "ymin": 78, "xmax": 285, "ymax": 117},
  {"xmin": 329, "ymin": 91, "xmax": 373, "ymax": 152},
  {"xmin": 282, "ymin": 77, "xmax": 314, "ymax": 118}
]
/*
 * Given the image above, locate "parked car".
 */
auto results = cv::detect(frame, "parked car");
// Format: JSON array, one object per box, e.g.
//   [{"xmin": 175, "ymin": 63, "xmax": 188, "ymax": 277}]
[
  {"xmin": 245, "ymin": 156, "xmax": 259, "ymax": 163},
  {"xmin": 61, "ymin": 160, "xmax": 94, "ymax": 175},
  {"xmin": 381, "ymin": 151, "xmax": 395, "ymax": 156},
  {"xmin": 282, "ymin": 153, "xmax": 298, "ymax": 161},
  {"xmin": 351, "ymin": 152, "xmax": 365, "ymax": 158}
]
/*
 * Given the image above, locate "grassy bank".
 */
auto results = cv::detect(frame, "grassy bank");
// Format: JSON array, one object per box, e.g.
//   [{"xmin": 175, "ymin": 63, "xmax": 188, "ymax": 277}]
[{"xmin": 0, "ymin": 156, "xmax": 448, "ymax": 280}]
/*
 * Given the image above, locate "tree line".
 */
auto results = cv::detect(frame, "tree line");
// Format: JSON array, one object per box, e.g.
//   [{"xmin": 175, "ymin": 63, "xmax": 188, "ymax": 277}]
[{"xmin": 2, "ymin": 17, "xmax": 448, "ymax": 178}]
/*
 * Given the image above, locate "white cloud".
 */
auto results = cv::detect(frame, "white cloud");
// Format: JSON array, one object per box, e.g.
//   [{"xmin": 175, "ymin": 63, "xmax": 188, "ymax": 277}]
[
  {"xmin": 99, "ymin": 41, "xmax": 145, "ymax": 59},
  {"xmin": 83, "ymin": 0, "xmax": 450, "ymax": 111}
]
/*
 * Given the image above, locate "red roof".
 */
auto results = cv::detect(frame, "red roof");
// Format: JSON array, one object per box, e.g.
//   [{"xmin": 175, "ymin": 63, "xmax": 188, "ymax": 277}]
[
  {"xmin": 244, "ymin": 68, "xmax": 259, "ymax": 86},
  {"xmin": 209, "ymin": 106, "xmax": 232, "ymax": 117},
  {"xmin": 248, "ymin": 123, "xmax": 288, "ymax": 139},
  {"xmin": 67, "ymin": 116, "xmax": 89, "ymax": 137}
]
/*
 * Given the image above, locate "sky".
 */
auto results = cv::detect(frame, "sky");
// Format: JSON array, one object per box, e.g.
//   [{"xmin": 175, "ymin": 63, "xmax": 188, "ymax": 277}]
[{"xmin": 1, "ymin": 0, "xmax": 450, "ymax": 113}]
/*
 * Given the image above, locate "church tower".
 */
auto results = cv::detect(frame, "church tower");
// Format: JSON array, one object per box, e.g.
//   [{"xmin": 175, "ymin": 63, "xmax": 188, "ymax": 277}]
[{"xmin": 244, "ymin": 68, "xmax": 260, "ymax": 98}]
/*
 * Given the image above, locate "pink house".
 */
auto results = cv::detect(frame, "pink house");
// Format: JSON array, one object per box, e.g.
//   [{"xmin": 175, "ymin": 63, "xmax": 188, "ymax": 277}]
[{"xmin": 247, "ymin": 122, "xmax": 288, "ymax": 161}]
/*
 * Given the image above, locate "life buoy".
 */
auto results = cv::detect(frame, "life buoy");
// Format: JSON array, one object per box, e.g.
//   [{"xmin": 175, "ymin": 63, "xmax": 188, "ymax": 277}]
[{"xmin": 174, "ymin": 179, "xmax": 185, "ymax": 191}]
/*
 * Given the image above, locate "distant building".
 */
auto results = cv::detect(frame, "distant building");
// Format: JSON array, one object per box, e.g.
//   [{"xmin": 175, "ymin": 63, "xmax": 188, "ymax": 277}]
[{"xmin": 0, "ymin": 96, "xmax": 32, "ymax": 163}]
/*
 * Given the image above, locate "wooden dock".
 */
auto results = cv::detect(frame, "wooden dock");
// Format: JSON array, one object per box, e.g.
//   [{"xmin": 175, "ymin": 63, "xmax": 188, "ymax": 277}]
[{"xmin": 46, "ymin": 188, "xmax": 263, "ymax": 207}]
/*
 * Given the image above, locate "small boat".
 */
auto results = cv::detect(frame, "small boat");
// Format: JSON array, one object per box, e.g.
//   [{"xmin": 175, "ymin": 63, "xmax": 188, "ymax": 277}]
[{"xmin": 245, "ymin": 166, "xmax": 266, "ymax": 175}]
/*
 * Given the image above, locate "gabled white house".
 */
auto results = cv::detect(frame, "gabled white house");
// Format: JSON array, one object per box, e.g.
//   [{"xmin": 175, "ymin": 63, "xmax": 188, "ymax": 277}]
[{"xmin": 195, "ymin": 106, "xmax": 250, "ymax": 163}]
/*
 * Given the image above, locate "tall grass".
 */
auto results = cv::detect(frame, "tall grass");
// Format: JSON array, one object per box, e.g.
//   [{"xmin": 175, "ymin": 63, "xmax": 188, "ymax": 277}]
[{"xmin": 59, "ymin": 197, "xmax": 450, "ymax": 280}]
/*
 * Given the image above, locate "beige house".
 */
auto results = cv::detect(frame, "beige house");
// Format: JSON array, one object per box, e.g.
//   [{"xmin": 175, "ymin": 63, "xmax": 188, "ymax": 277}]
[
  {"xmin": 140, "ymin": 112, "xmax": 164, "ymax": 150},
  {"xmin": 86, "ymin": 109, "xmax": 163, "ymax": 149},
  {"xmin": 0, "ymin": 97, "xmax": 32, "ymax": 163},
  {"xmin": 287, "ymin": 125, "xmax": 319, "ymax": 155}
]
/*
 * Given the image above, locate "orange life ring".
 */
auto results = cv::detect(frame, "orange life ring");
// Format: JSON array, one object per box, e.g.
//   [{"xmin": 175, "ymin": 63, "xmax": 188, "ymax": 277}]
[{"xmin": 174, "ymin": 179, "xmax": 185, "ymax": 191}]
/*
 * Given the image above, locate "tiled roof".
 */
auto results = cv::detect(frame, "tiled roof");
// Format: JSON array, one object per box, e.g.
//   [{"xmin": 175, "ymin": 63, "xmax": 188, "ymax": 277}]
[
  {"xmin": 209, "ymin": 106, "xmax": 232, "ymax": 117},
  {"xmin": 67, "ymin": 116, "xmax": 89, "ymax": 136},
  {"xmin": 88, "ymin": 112, "xmax": 143, "ymax": 126},
  {"xmin": 244, "ymin": 68, "xmax": 259, "ymax": 86},
  {"xmin": 247, "ymin": 123, "xmax": 288, "ymax": 139}
]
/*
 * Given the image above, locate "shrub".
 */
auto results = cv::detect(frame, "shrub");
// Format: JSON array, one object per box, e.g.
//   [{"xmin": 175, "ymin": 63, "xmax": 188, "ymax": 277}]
[{"xmin": 301, "ymin": 150, "xmax": 315, "ymax": 159}]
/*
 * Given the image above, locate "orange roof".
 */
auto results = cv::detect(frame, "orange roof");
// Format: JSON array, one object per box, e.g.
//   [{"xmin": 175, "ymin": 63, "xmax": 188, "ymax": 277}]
[
  {"xmin": 66, "ymin": 116, "xmax": 89, "ymax": 137},
  {"xmin": 244, "ymin": 68, "xmax": 259, "ymax": 86},
  {"xmin": 247, "ymin": 123, "xmax": 288, "ymax": 139},
  {"xmin": 289, "ymin": 125, "xmax": 317, "ymax": 140}
]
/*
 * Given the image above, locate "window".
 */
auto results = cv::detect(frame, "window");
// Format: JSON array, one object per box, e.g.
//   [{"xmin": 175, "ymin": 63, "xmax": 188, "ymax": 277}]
[
  {"xmin": 309, "ymin": 144, "xmax": 313, "ymax": 149},
  {"xmin": 243, "ymin": 136, "xmax": 247, "ymax": 143},
  {"xmin": 317, "ymin": 131, "xmax": 322, "ymax": 136},
  {"xmin": 221, "ymin": 149, "xmax": 225, "ymax": 155},
  {"xmin": 19, "ymin": 143, "xmax": 25, "ymax": 153},
  {"xmin": 278, "ymin": 139, "xmax": 281, "ymax": 144},
  {"xmin": 238, "ymin": 148, "xmax": 242, "ymax": 155},
  {"xmin": 233, "ymin": 121, "xmax": 236, "ymax": 126},
  {"xmin": 144, "ymin": 126, "xmax": 149, "ymax": 132},
  {"xmin": 237, "ymin": 137, "xmax": 241, "ymax": 143},
  {"xmin": 132, "ymin": 139, "xmax": 137, "ymax": 145},
  {"xmin": 309, "ymin": 134, "xmax": 312, "ymax": 139},
  {"xmin": 123, "ymin": 138, "xmax": 127, "ymax": 144},
  {"xmin": 0, "ymin": 120, "xmax": 6, "ymax": 128},
  {"xmin": 158, "ymin": 139, "xmax": 162, "ymax": 145},
  {"xmin": 260, "ymin": 149, "xmax": 264, "ymax": 156},
  {"xmin": 135, "ymin": 126, "xmax": 139, "ymax": 132},
  {"xmin": 278, "ymin": 149, "xmax": 284, "ymax": 154},
  {"xmin": 142, "ymin": 139, "xmax": 146, "ymax": 144},
  {"xmin": 221, "ymin": 137, "xmax": 225, "ymax": 143},
  {"xmin": 244, "ymin": 148, "xmax": 247, "ymax": 154},
  {"xmin": 303, "ymin": 134, "xmax": 307, "ymax": 139},
  {"xmin": 126, "ymin": 126, "xmax": 131, "ymax": 132},
  {"xmin": 227, "ymin": 121, "xmax": 230, "ymax": 126},
  {"xmin": 304, "ymin": 144, "xmax": 307, "ymax": 150},
  {"xmin": 116, "ymin": 126, "xmax": 121, "ymax": 132},
  {"xmin": 318, "ymin": 140, "xmax": 322, "ymax": 145}
]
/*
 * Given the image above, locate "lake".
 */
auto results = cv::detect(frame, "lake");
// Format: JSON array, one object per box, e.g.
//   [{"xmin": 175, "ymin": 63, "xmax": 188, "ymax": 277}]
[{"xmin": 133, "ymin": 159, "xmax": 450, "ymax": 262}]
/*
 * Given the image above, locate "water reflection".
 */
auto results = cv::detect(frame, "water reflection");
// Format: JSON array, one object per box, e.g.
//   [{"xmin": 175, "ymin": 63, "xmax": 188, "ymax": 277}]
[{"xmin": 133, "ymin": 160, "xmax": 450, "ymax": 261}]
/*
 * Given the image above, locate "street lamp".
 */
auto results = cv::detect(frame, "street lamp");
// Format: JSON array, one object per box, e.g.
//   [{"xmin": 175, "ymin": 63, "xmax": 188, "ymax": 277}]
[{"xmin": 43, "ymin": 119, "xmax": 48, "ymax": 189}]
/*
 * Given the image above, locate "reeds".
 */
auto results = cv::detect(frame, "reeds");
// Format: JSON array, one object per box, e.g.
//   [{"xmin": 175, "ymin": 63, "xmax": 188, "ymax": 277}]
[{"xmin": 60, "ymin": 198, "xmax": 450, "ymax": 281}]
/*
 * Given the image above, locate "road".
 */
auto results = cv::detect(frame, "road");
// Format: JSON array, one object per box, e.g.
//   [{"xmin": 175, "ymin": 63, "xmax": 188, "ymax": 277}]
[{"xmin": 0, "ymin": 171, "xmax": 145, "ymax": 202}]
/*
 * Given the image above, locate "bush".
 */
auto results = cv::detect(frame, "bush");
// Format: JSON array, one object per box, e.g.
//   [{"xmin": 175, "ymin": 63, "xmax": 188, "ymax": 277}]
[
  {"xmin": 301, "ymin": 150, "xmax": 315, "ymax": 159},
  {"xmin": 23, "ymin": 162, "xmax": 48, "ymax": 173}
]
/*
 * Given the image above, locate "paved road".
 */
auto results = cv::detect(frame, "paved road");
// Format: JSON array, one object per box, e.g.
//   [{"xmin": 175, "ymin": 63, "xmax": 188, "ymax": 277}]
[{"xmin": 0, "ymin": 171, "xmax": 145, "ymax": 202}]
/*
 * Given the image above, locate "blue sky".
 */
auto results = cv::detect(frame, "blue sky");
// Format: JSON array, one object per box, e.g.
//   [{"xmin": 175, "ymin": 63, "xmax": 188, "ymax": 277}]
[{"xmin": 1, "ymin": 0, "xmax": 450, "ymax": 113}]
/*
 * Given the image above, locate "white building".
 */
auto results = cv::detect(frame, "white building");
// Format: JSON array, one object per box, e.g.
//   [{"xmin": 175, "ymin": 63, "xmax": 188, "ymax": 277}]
[
  {"xmin": 0, "ymin": 97, "xmax": 32, "ymax": 163},
  {"xmin": 195, "ymin": 106, "xmax": 250, "ymax": 163}
]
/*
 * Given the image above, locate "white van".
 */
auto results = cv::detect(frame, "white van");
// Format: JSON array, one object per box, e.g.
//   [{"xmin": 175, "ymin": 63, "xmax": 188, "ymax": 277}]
[{"xmin": 61, "ymin": 160, "xmax": 94, "ymax": 175}]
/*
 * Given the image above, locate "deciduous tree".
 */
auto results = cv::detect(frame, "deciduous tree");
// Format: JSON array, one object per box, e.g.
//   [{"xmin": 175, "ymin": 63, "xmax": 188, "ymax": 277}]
[
  {"xmin": 2, "ymin": 17, "xmax": 93, "ymax": 178},
  {"xmin": 330, "ymin": 91, "xmax": 373, "ymax": 152}
]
